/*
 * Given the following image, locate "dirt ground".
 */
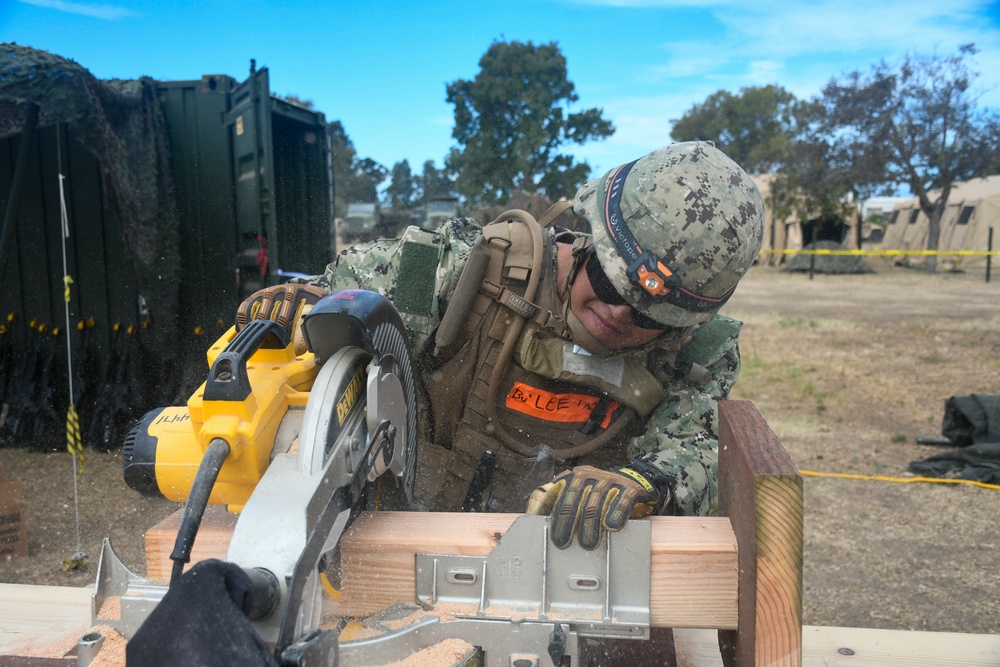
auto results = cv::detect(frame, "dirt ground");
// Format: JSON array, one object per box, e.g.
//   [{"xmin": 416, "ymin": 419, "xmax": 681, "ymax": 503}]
[{"xmin": 1, "ymin": 258, "xmax": 998, "ymax": 635}]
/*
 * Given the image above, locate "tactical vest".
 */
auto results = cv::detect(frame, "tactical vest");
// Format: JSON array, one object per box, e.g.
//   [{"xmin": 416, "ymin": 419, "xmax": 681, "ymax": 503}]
[{"xmin": 420, "ymin": 211, "xmax": 696, "ymax": 512}]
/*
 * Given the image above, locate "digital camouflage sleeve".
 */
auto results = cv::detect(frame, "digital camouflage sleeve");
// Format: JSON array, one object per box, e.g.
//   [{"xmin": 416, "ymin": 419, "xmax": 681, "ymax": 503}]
[
  {"xmin": 627, "ymin": 315, "xmax": 743, "ymax": 517},
  {"xmin": 298, "ymin": 220, "xmax": 743, "ymax": 518}
]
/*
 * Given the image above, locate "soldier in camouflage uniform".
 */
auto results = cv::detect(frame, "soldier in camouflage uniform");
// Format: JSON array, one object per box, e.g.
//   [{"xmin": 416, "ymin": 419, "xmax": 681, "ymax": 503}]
[{"xmin": 246, "ymin": 142, "xmax": 764, "ymax": 551}]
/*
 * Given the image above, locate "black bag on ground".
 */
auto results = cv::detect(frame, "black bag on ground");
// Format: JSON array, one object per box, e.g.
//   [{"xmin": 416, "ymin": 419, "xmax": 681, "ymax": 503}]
[
  {"xmin": 910, "ymin": 395, "xmax": 1000, "ymax": 484},
  {"xmin": 941, "ymin": 394, "xmax": 1000, "ymax": 446}
]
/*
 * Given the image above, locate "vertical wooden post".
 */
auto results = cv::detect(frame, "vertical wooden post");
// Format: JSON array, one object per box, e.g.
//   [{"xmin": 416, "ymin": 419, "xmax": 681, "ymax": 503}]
[{"xmin": 717, "ymin": 400, "xmax": 803, "ymax": 667}]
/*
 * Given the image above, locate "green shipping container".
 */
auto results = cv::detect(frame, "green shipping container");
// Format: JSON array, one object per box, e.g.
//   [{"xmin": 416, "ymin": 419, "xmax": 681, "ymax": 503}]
[{"xmin": 0, "ymin": 46, "xmax": 333, "ymax": 450}]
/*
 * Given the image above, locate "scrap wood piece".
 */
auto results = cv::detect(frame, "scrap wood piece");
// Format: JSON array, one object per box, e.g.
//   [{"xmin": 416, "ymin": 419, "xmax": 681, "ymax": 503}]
[
  {"xmin": 0, "ymin": 584, "xmax": 91, "ymax": 655},
  {"xmin": 143, "ymin": 505, "xmax": 237, "ymax": 580}
]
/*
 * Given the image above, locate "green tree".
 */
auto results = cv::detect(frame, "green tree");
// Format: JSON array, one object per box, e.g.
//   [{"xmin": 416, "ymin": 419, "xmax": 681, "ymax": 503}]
[
  {"xmin": 347, "ymin": 158, "xmax": 388, "ymax": 203},
  {"xmin": 445, "ymin": 40, "xmax": 614, "ymax": 206},
  {"xmin": 820, "ymin": 44, "xmax": 1000, "ymax": 270},
  {"xmin": 328, "ymin": 120, "xmax": 358, "ymax": 219},
  {"xmin": 419, "ymin": 160, "xmax": 457, "ymax": 202},
  {"xmin": 670, "ymin": 85, "xmax": 797, "ymax": 173},
  {"xmin": 385, "ymin": 159, "xmax": 418, "ymax": 210},
  {"xmin": 772, "ymin": 100, "xmax": 861, "ymax": 224},
  {"xmin": 328, "ymin": 121, "xmax": 388, "ymax": 215}
]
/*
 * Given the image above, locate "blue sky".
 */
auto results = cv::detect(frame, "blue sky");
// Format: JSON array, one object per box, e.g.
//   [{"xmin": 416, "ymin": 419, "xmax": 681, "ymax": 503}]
[{"xmin": 2, "ymin": 0, "xmax": 999, "ymax": 180}]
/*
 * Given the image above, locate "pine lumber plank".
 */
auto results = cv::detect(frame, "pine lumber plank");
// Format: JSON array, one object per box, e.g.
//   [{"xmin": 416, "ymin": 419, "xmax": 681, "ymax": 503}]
[
  {"xmin": 337, "ymin": 511, "xmax": 739, "ymax": 629},
  {"xmin": 145, "ymin": 510, "xmax": 740, "ymax": 629},
  {"xmin": 0, "ymin": 584, "xmax": 91, "ymax": 653},
  {"xmin": 3, "ymin": 584, "xmax": 997, "ymax": 667},
  {"xmin": 143, "ymin": 505, "xmax": 238, "ymax": 580},
  {"xmin": 799, "ymin": 625, "xmax": 1000, "ymax": 666},
  {"xmin": 673, "ymin": 627, "xmax": 1000, "ymax": 667},
  {"xmin": 717, "ymin": 400, "xmax": 803, "ymax": 667}
]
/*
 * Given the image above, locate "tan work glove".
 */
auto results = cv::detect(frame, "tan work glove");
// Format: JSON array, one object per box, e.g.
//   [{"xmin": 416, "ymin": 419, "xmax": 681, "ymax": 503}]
[
  {"xmin": 236, "ymin": 284, "xmax": 327, "ymax": 355},
  {"xmin": 526, "ymin": 461, "xmax": 670, "ymax": 550}
]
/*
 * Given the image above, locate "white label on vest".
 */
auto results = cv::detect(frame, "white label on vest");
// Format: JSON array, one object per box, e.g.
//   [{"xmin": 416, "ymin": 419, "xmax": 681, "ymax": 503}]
[{"xmin": 562, "ymin": 343, "xmax": 625, "ymax": 387}]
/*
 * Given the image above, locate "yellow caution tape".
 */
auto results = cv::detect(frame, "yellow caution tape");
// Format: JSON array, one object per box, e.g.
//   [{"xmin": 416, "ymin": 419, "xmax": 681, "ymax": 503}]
[
  {"xmin": 760, "ymin": 248, "xmax": 1000, "ymax": 256},
  {"xmin": 799, "ymin": 469, "xmax": 1000, "ymax": 490}
]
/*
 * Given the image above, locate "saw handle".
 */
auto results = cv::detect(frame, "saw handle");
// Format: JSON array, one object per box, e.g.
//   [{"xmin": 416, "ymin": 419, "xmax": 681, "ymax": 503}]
[{"xmin": 203, "ymin": 319, "xmax": 290, "ymax": 402}]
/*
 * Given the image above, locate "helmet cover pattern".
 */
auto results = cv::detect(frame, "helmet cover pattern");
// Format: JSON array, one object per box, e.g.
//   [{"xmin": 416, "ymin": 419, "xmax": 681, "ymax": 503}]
[{"xmin": 575, "ymin": 142, "xmax": 764, "ymax": 327}]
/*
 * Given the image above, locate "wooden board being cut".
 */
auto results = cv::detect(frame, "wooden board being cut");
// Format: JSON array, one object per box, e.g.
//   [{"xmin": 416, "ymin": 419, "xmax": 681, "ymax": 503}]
[
  {"xmin": 337, "ymin": 512, "xmax": 739, "ymax": 629},
  {"xmin": 717, "ymin": 400, "xmax": 804, "ymax": 667},
  {"xmin": 145, "ymin": 508, "xmax": 738, "ymax": 628}
]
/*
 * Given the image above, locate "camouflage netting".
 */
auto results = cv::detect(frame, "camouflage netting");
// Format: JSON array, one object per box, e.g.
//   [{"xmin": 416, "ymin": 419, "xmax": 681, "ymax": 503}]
[
  {"xmin": 0, "ymin": 43, "xmax": 180, "ymax": 361},
  {"xmin": 781, "ymin": 241, "xmax": 874, "ymax": 274}
]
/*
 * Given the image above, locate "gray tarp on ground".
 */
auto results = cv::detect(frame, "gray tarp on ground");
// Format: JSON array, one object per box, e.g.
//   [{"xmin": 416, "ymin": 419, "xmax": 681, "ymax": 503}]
[{"xmin": 909, "ymin": 395, "xmax": 1000, "ymax": 484}]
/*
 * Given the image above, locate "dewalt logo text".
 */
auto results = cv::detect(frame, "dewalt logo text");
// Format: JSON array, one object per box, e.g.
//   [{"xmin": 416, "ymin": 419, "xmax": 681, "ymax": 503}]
[{"xmin": 336, "ymin": 366, "xmax": 366, "ymax": 425}]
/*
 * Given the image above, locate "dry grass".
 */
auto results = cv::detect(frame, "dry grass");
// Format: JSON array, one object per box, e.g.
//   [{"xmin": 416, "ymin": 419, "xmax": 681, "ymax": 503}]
[{"xmin": 726, "ymin": 262, "xmax": 1000, "ymax": 634}]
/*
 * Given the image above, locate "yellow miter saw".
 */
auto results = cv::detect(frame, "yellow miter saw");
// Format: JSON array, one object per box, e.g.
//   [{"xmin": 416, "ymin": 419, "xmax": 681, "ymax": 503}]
[
  {"xmin": 94, "ymin": 289, "xmax": 418, "ymax": 661},
  {"xmin": 92, "ymin": 288, "xmax": 659, "ymax": 667}
]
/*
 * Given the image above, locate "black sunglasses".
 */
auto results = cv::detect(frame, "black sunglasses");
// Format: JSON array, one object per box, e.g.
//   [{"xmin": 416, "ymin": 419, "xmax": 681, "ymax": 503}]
[{"xmin": 584, "ymin": 249, "xmax": 668, "ymax": 330}]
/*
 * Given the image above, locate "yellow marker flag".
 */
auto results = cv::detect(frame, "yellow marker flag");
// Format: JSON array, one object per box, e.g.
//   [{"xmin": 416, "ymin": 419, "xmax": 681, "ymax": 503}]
[
  {"xmin": 64, "ymin": 274, "xmax": 73, "ymax": 302},
  {"xmin": 67, "ymin": 403, "xmax": 84, "ymax": 477}
]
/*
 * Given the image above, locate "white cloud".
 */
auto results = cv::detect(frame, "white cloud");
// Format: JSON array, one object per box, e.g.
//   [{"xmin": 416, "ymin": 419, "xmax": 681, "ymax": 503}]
[
  {"xmin": 717, "ymin": 1, "xmax": 994, "ymax": 59},
  {"xmin": 17, "ymin": 0, "xmax": 135, "ymax": 20},
  {"xmin": 587, "ymin": 0, "xmax": 1000, "ymax": 126},
  {"xmin": 572, "ymin": 0, "xmax": 1000, "ymax": 172},
  {"xmin": 571, "ymin": 93, "xmax": 696, "ymax": 173}
]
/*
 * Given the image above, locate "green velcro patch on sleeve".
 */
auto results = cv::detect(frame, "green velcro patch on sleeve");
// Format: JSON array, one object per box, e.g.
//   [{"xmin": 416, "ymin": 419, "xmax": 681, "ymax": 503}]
[{"xmin": 394, "ymin": 239, "xmax": 439, "ymax": 316}]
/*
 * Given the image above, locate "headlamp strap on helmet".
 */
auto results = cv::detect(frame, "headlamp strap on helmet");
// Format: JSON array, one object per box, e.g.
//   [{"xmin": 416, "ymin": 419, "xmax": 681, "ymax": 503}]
[{"xmin": 603, "ymin": 160, "xmax": 735, "ymax": 313}]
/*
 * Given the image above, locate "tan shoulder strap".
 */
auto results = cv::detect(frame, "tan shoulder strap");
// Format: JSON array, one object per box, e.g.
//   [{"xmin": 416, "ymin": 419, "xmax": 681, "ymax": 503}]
[{"xmin": 433, "ymin": 210, "xmax": 548, "ymax": 357}]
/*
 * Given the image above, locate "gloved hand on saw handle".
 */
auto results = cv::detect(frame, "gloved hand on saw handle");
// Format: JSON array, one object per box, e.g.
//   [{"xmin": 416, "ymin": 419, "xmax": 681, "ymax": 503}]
[
  {"xmin": 236, "ymin": 284, "xmax": 327, "ymax": 355},
  {"xmin": 526, "ymin": 460, "xmax": 672, "ymax": 550}
]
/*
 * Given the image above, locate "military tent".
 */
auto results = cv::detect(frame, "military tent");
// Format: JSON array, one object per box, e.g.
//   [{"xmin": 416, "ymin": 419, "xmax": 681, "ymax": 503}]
[
  {"xmin": 749, "ymin": 173, "xmax": 860, "ymax": 266},
  {"xmin": 881, "ymin": 175, "xmax": 1000, "ymax": 270}
]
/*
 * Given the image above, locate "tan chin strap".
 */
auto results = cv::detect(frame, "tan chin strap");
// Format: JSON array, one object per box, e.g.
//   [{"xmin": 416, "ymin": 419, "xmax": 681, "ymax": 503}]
[{"xmin": 483, "ymin": 211, "xmax": 632, "ymax": 462}]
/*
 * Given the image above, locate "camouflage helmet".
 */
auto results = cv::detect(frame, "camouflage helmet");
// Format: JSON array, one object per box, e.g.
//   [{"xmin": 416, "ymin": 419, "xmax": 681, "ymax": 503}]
[{"xmin": 574, "ymin": 141, "xmax": 764, "ymax": 327}]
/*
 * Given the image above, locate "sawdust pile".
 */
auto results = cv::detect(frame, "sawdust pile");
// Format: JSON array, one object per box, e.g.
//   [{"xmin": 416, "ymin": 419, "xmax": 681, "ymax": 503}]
[
  {"xmin": 97, "ymin": 595, "xmax": 122, "ymax": 620},
  {"xmin": 85, "ymin": 625, "xmax": 128, "ymax": 667},
  {"xmin": 4, "ymin": 624, "xmax": 126, "ymax": 666},
  {"xmin": 373, "ymin": 638, "xmax": 476, "ymax": 667}
]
